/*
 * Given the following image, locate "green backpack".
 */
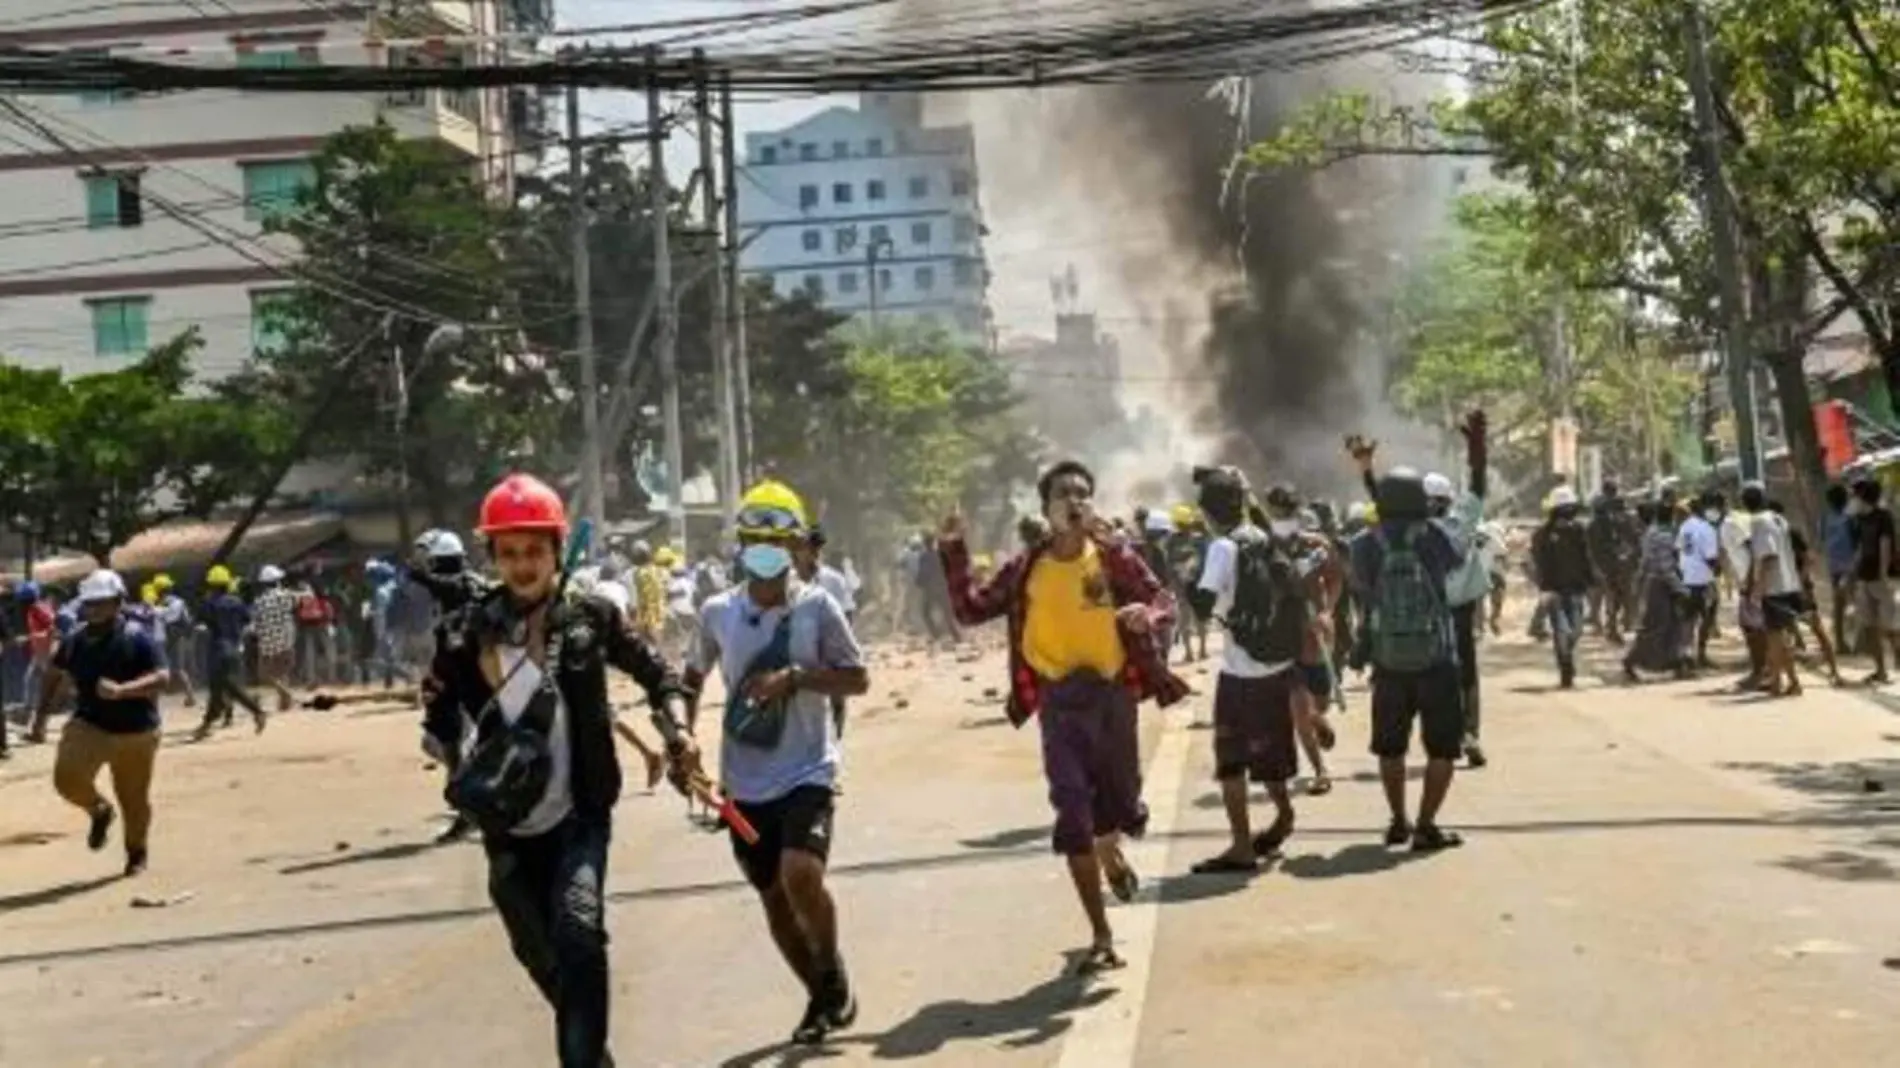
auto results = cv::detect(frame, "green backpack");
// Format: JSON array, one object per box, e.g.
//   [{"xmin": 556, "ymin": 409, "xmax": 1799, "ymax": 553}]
[{"xmin": 1369, "ymin": 523, "xmax": 1449, "ymax": 672}]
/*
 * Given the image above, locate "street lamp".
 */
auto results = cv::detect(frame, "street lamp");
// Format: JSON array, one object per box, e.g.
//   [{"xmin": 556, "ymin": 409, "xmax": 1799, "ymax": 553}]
[{"xmin": 867, "ymin": 234, "xmax": 896, "ymax": 332}]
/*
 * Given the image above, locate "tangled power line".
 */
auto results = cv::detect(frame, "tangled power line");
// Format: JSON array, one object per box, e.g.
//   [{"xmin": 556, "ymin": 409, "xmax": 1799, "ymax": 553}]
[{"xmin": 0, "ymin": 0, "xmax": 1550, "ymax": 96}]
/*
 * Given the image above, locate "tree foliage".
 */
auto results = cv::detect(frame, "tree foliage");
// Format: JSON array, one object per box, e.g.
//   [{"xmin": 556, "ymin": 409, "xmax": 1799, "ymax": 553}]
[{"xmin": 0, "ymin": 331, "xmax": 289, "ymax": 562}]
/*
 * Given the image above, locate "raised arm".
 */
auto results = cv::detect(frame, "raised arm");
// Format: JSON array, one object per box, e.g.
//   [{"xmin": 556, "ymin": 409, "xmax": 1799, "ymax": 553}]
[{"xmin": 938, "ymin": 508, "xmax": 1020, "ymax": 627}]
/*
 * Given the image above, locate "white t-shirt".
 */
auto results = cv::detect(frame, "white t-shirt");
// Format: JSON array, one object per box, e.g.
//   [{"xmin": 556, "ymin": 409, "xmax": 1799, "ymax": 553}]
[
  {"xmin": 1677, "ymin": 516, "xmax": 1720, "ymax": 587},
  {"xmin": 495, "ymin": 645, "xmax": 572, "ymax": 837},
  {"xmin": 667, "ymin": 574, "xmax": 696, "ymax": 617},
  {"xmin": 1197, "ymin": 529, "xmax": 1293, "ymax": 679},
  {"xmin": 1748, "ymin": 511, "xmax": 1802, "ymax": 597}
]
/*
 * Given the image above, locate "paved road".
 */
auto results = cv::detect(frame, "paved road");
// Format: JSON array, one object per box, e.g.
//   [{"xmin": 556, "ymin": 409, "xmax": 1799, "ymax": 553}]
[{"xmin": 5, "ymin": 626, "xmax": 1900, "ymax": 1067}]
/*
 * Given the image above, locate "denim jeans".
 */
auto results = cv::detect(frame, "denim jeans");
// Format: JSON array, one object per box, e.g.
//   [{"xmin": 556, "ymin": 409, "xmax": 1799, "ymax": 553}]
[
  {"xmin": 484, "ymin": 817, "xmax": 613, "ymax": 1068},
  {"xmin": 1547, "ymin": 592, "xmax": 1587, "ymax": 671}
]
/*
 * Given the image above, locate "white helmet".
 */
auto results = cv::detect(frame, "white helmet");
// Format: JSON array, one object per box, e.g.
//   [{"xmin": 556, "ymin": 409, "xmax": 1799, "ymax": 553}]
[
  {"xmin": 1345, "ymin": 501, "xmax": 1372, "ymax": 524},
  {"xmin": 1550, "ymin": 486, "xmax": 1579, "ymax": 508},
  {"xmin": 77, "ymin": 569, "xmax": 126, "ymax": 604},
  {"xmin": 1422, "ymin": 472, "xmax": 1454, "ymax": 500},
  {"xmin": 257, "ymin": 564, "xmax": 286, "ymax": 584},
  {"xmin": 1143, "ymin": 510, "xmax": 1174, "ymax": 535},
  {"xmin": 414, "ymin": 529, "xmax": 465, "ymax": 560}
]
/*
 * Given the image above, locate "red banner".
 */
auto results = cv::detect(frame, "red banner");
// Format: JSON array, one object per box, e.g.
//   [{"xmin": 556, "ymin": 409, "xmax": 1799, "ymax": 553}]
[{"xmin": 1815, "ymin": 400, "xmax": 1854, "ymax": 475}]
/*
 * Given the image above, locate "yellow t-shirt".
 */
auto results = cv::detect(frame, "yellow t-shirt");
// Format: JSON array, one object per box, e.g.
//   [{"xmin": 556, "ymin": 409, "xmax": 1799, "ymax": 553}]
[{"xmin": 1022, "ymin": 541, "xmax": 1126, "ymax": 681}]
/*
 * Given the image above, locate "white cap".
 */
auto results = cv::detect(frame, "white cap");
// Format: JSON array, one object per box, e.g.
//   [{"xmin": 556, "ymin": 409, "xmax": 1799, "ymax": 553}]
[
  {"xmin": 258, "ymin": 564, "xmax": 286, "ymax": 584},
  {"xmin": 415, "ymin": 529, "xmax": 465, "ymax": 560},
  {"xmin": 1423, "ymin": 472, "xmax": 1454, "ymax": 500},
  {"xmin": 1345, "ymin": 501, "xmax": 1372, "ymax": 523},
  {"xmin": 1143, "ymin": 511, "xmax": 1174, "ymax": 534},
  {"xmin": 77, "ymin": 569, "xmax": 126, "ymax": 604},
  {"xmin": 1550, "ymin": 486, "xmax": 1579, "ymax": 508}
]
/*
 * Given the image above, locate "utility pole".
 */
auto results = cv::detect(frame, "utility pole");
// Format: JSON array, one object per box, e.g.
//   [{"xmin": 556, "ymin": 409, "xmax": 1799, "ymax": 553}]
[
  {"xmin": 1683, "ymin": 0, "xmax": 1762, "ymax": 481},
  {"xmin": 867, "ymin": 235, "xmax": 895, "ymax": 332},
  {"xmin": 719, "ymin": 74, "xmax": 754, "ymax": 481},
  {"xmin": 568, "ymin": 80, "xmax": 605, "ymax": 544},
  {"xmin": 695, "ymin": 51, "xmax": 740, "ymax": 513},
  {"xmin": 648, "ymin": 47, "xmax": 686, "ymax": 547}
]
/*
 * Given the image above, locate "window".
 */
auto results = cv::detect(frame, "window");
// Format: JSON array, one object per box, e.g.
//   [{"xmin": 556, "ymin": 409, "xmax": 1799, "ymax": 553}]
[
  {"xmin": 800, "ymin": 229, "xmax": 822, "ymax": 252},
  {"xmin": 89, "ymin": 297, "xmax": 150, "ymax": 356},
  {"xmin": 954, "ymin": 260, "xmax": 978, "ymax": 287},
  {"xmin": 832, "ymin": 182, "xmax": 853, "ymax": 204},
  {"xmin": 866, "ymin": 179, "xmax": 886, "ymax": 202},
  {"xmin": 799, "ymin": 142, "xmax": 818, "ymax": 161},
  {"xmin": 914, "ymin": 265, "xmax": 936, "ymax": 290},
  {"xmin": 834, "ymin": 226, "xmax": 859, "ymax": 254},
  {"xmin": 250, "ymin": 289, "xmax": 295, "ymax": 355},
  {"xmin": 838, "ymin": 271, "xmax": 859, "ymax": 295},
  {"xmin": 908, "ymin": 175, "xmax": 928, "ymax": 198},
  {"xmin": 758, "ymin": 145, "xmax": 778, "ymax": 164},
  {"xmin": 910, "ymin": 221, "xmax": 932, "ymax": 244},
  {"xmin": 832, "ymin": 140, "xmax": 850, "ymax": 159},
  {"xmin": 241, "ymin": 159, "xmax": 316, "ymax": 221},
  {"xmin": 866, "ymin": 137, "xmax": 884, "ymax": 157},
  {"xmin": 950, "ymin": 169, "xmax": 972, "ymax": 196},
  {"xmin": 878, "ymin": 268, "xmax": 892, "ymax": 292},
  {"xmin": 868, "ymin": 224, "xmax": 889, "ymax": 245},
  {"xmin": 799, "ymin": 184, "xmax": 819, "ymax": 210},
  {"xmin": 801, "ymin": 273, "xmax": 823, "ymax": 297},
  {"xmin": 84, "ymin": 172, "xmax": 142, "ymax": 229},
  {"xmin": 237, "ymin": 49, "xmax": 312, "ymax": 70},
  {"xmin": 954, "ymin": 216, "xmax": 979, "ymax": 243}
]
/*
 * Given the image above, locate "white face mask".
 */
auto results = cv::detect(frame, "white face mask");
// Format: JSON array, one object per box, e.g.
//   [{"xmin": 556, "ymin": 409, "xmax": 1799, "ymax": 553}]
[{"xmin": 1268, "ymin": 518, "xmax": 1299, "ymax": 538}]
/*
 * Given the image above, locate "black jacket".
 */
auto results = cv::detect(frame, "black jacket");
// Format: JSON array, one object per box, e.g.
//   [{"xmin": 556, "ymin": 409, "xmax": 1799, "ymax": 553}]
[
  {"xmin": 424, "ymin": 588, "xmax": 686, "ymax": 823},
  {"xmin": 1533, "ymin": 518, "xmax": 1596, "ymax": 594}
]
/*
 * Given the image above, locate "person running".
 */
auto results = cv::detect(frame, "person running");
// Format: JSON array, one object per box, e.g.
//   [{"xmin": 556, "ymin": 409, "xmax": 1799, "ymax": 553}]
[
  {"xmin": 193, "ymin": 565, "xmax": 269, "ymax": 739},
  {"xmin": 18, "ymin": 582, "xmax": 56, "ymax": 741},
  {"xmin": 1849, "ymin": 476, "xmax": 1900, "ymax": 684},
  {"xmin": 250, "ymin": 565, "xmax": 299, "ymax": 712},
  {"xmin": 685, "ymin": 480, "xmax": 869, "ymax": 1046},
  {"xmin": 1347, "ymin": 436, "xmax": 1473, "ymax": 852},
  {"xmin": 1532, "ymin": 486, "xmax": 1595, "ymax": 689},
  {"xmin": 940, "ymin": 459, "xmax": 1187, "ymax": 973},
  {"xmin": 1769, "ymin": 499, "xmax": 1843, "ymax": 685},
  {"xmin": 1187, "ymin": 470, "xmax": 1326, "ymax": 875},
  {"xmin": 151, "ymin": 574, "xmax": 197, "ymax": 706},
  {"xmin": 1741, "ymin": 482, "xmax": 1805, "ymax": 696},
  {"xmin": 424, "ymin": 473, "xmax": 698, "ymax": 1068},
  {"xmin": 36, "ymin": 570, "xmax": 169, "ymax": 876},
  {"xmin": 1676, "ymin": 492, "xmax": 1723, "ymax": 671},
  {"xmin": 1623, "ymin": 499, "xmax": 1687, "ymax": 682}
]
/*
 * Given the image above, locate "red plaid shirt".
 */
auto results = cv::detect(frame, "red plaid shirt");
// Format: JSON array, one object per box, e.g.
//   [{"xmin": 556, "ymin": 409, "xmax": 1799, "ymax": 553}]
[{"xmin": 941, "ymin": 534, "xmax": 1189, "ymax": 727}]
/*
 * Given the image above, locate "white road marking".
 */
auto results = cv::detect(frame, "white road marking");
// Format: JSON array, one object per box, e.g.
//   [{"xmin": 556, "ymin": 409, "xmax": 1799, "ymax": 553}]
[{"xmin": 1054, "ymin": 713, "xmax": 1195, "ymax": 1068}]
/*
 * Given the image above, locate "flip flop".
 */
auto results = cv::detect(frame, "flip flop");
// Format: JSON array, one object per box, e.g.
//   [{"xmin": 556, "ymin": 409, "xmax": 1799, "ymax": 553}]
[
  {"xmin": 1190, "ymin": 854, "xmax": 1258, "ymax": 875},
  {"xmin": 1076, "ymin": 942, "xmax": 1126, "ymax": 975},
  {"xmin": 1314, "ymin": 717, "xmax": 1337, "ymax": 751},
  {"xmin": 1307, "ymin": 776, "xmax": 1333, "ymax": 796},
  {"xmin": 1107, "ymin": 863, "xmax": 1140, "ymax": 903},
  {"xmin": 1251, "ymin": 822, "xmax": 1293, "ymax": 858},
  {"xmin": 1411, "ymin": 825, "xmax": 1465, "ymax": 852}
]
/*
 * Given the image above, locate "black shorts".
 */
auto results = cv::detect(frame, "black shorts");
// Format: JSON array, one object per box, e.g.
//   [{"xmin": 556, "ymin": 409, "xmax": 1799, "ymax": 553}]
[
  {"xmin": 1212, "ymin": 669, "xmax": 1297, "ymax": 783},
  {"xmin": 1762, "ymin": 593, "xmax": 1805, "ymax": 632},
  {"xmin": 1370, "ymin": 662, "xmax": 1464, "ymax": 761},
  {"xmin": 730, "ymin": 784, "xmax": 836, "ymax": 892},
  {"xmin": 1299, "ymin": 662, "xmax": 1334, "ymax": 701}
]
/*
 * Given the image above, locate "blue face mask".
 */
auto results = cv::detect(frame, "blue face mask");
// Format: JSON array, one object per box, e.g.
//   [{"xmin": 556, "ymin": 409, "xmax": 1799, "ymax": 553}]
[{"xmin": 739, "ymin": 543, "xmax": 793, "ymax": 582}]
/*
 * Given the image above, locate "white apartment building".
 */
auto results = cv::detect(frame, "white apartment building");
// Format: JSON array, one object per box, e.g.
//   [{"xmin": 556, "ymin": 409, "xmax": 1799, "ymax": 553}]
[
  {"xmin": 737, "ymin": 92, "xmax": 993, "ymax": 340},
  {"xmin": 0, "ymin": 0, "xmax": 544, "ymax": 381}
]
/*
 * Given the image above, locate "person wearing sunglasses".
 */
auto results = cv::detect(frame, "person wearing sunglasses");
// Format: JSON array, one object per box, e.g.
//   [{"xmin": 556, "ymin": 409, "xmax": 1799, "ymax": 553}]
[
  {"xmin": 938, "ymin": 459, "xmax": 1188, "ymax": 975},
  {"xmin": 683, "ymin": 479, "xmax": 870, "ymax": 1047}
]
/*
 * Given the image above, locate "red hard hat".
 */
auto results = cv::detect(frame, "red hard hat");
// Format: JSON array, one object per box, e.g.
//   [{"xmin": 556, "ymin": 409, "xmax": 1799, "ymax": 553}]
[{"xmin": 477, "ymin": 473, "xmax": 567, "ymax": 536}]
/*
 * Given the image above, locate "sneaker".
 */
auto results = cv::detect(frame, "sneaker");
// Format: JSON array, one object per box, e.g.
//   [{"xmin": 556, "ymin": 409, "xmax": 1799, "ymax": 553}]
[
  {"xmin": 87, "ymin": 803, "xmax": 116, "ymax": 851},
  {"xmin": 124, "ymin": 847, "xmax": 148, "ymax": 877},
  {"xmin": 1464, "ymin": 741, "xmax": 1488, "ymax": 770},
  {"xmin": 791, "ymin": 998, "xmax": 829, "ymax": 1046}
]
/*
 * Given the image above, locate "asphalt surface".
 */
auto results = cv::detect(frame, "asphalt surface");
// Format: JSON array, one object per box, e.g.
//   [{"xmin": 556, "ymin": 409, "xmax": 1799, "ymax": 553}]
[{"xmin": 5, "ymin": 619, "xmax": 1900, "ymax": 1067}]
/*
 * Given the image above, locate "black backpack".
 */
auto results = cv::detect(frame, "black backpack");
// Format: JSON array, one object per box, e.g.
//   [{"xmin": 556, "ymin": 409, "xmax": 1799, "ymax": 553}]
[{"xmin": 1223, "ymin": 527, "xmax": 1309, "ymax": 665}]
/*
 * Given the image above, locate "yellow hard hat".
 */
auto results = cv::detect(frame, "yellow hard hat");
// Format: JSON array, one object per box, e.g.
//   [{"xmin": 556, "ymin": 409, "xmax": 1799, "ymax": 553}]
[
  {"xmin": 1169, "ymin": 503, "xmax": 1199, "ymax": 528},
  {"xmin": 1364, "ymin": 503, "xmax": 1379, "ymax": 524},
  {"xmin": 654, "ymin": 546, "xmax": 680, "ymax": 568},
  {"xmin": 736, "ymin": 479, "xmax": 809, "ymax": 538},
  {"xmin": 140, "ymin": 582, "xmax": 158, "ymax": 606},
  {"xmin": 206, "ymin": 564, "xmax": 234, "ymax": 589},
  {"xmin": 152, "ymin": 573, "xmax": 174, "ymax": 591}
]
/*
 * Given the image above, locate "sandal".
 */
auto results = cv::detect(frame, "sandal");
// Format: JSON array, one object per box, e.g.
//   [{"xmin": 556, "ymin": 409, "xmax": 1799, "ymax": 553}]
[
  {"xmin": 1076, "ymin": 941, "xmax": 1126, "ymax": 975},
  {"xmin": 1307, "ymin": 775, "xmax": 1333, "ymax": 796},
  {"xmin": 1107, "ymin": 862, "xmax": 1140, "ymax": 903},
  {"xmin": 1383, "ymin": 818, "xmax": 1413, "ymax": 847},
  {"xmin": 1411, "ymin": 824, "xmax": 1465, "ymax": 852},
  {"xmin": 1314, "ymin": 716, "xmax": 1337, "ymax": 751},
  {"xmin": 1190, "ymin": 853, "xmax": 1258, "ymax": 875},
  {"xmin": 1251, "ymin": 820, "xmax": 1293, "ymax": 858}
]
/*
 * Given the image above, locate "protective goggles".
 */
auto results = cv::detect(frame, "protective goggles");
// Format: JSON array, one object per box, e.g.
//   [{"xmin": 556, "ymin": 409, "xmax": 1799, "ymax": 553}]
[{"xmin": 735, "ymin": 505, "xmax": 805, "ymax": 538}]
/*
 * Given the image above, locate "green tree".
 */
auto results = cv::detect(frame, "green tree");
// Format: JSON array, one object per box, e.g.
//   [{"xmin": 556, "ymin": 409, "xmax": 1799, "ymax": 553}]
[{"xmin": 0, "ymin": 331, "xmax": 290, "ymax": 563}]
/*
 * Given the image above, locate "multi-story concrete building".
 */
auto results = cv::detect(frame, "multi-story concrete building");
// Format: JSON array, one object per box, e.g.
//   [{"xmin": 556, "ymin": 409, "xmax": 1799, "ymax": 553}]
[
  {"xmin": 0, "ymin": 1, "xmax": 544, "ymax": 380},
  {"xmin": 737, "ymin": 92, "xmax": 993, "ymax": 340}
]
